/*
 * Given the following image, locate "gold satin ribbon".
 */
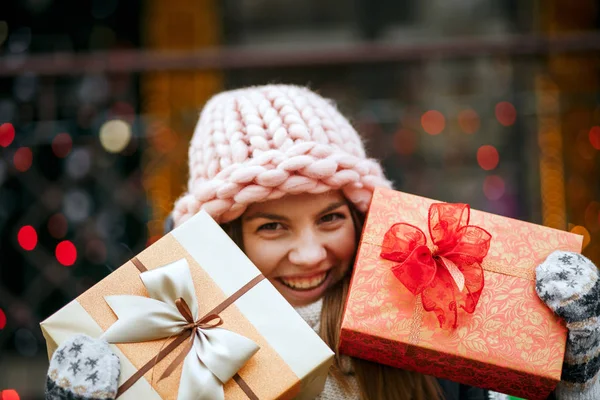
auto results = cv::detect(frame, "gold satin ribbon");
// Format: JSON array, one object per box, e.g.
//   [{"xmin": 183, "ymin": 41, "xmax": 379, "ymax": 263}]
[{"xmin": 113, "ymin": 257, "xmax": 263, "ymax": 400}]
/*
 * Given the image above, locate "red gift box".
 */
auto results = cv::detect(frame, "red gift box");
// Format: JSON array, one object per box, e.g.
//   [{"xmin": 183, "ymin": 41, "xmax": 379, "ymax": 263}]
[{"xmin": 340, "ymin": 188, "xmax": 583, "ymax": 399}]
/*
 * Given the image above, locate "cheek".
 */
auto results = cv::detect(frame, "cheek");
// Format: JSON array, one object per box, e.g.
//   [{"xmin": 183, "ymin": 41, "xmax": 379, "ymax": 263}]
[
  {"xmin": 329, "ymin": 223, "xmax": 357, "ymax": 268},
  {"xmin": 242, "ymin": 235, "xmax": 287, "ymax": 277}
]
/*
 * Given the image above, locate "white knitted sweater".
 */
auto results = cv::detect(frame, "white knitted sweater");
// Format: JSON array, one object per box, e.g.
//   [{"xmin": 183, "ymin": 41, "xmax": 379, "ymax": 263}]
[{"xmin": 294, "ymin": 299, "xmax": 360, "ymax": 400}]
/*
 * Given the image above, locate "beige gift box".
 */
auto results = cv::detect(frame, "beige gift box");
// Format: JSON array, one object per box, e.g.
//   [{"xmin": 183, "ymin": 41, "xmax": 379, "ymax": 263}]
[{"xmin": 41, "ymin": 211, "xmax": 334, "ymax": 400}]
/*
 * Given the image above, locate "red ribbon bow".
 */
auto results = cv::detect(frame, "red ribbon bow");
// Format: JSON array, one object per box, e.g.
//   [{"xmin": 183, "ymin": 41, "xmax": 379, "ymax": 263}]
[{"xmin": 380, "ymin": 203, "xmax": 492, "ymax": 329}]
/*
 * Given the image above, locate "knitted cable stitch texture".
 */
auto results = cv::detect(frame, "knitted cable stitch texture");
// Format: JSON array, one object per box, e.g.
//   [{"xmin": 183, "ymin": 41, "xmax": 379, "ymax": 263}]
[{"xmin": 173, "ymin": 85, "xmax": 391, "ymax": 225}]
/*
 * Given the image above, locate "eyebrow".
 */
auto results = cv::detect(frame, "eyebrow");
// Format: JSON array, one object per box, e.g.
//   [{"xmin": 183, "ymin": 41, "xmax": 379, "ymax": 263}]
[
  {"xmin": 243, "ymin": 200, "xmax": 348, "ymax": 222},
  {"xmin": 317, "ymin": 200, "xmax": 347, "ymax": 216},
  {"xmin": 243, "ymin": 212, "xmax": 291, "ymax": 222}
]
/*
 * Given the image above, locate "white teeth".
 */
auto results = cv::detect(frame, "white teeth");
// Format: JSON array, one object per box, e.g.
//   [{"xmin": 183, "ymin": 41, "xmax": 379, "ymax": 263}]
[{"xmin": 280, "ymin": 272, "xmax": 328, "ymax": 290}]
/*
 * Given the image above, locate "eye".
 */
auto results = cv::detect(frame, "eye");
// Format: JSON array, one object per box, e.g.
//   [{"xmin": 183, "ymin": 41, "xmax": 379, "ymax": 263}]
[
  {"xmin": 257, "ymin": 222, "xmax": 284, "ymax": 232},
  {"xmin": 319, "ymin": 212, "xmax": 346, "ymax": 224}
]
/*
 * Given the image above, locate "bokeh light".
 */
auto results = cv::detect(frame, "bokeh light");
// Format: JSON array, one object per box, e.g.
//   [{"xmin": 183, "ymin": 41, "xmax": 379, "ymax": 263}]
[
  {"xmin": 78, "ymin": 74, "xmax": 109, "ymax": 104},
  {"xmin": 0, "ymin": 308, "xmax": 6, "ymax": 330},
  {"xmin": 17, "ymin": 225, "xmax": 37, "ymax": 251},
  {"xmin": 393, "ymin": 128, "xmax": 418, "ymax": 155},
  {"xmin": 495, "ymin": 101, "xmax": 517, "ymax": 127},
  {"xmin": 110, "ymin": 101, "xmax": 136, "ymax": 123},
  {"xmin": 66, "ymin": 148, "xmax": 92, "ymax": 179},
  {"xmin": 63, "ymin": 190, "xmax": 92, "ymax": 222},
  {"xmin": 2, "ymin": 389, "xmax": 20, "ymax": 400},
  {"xmin": 99, "ymin": 119, "xmax": 132, "ymax": 153},
  {"xmin": 589, "ymin": 126, "xmax": 600, "ymax": 150},
  {"xmin": 483, "ymin": 175, "xmax": 506, "ymax": 200},
  {"xmin": 13, "ymin": 147, "xmax": 32, "ymax": 172},
  {"xmin": 458, "ymin": 109, "xmax": 480, "ymax": 134},
  {"xmin": 48, "ymin": 213, "xmax": 68, "ymax": 239},
  {"xmin": 51, "ymin": 133, "xmax": 73, "ymax": 158},
  {"xmin": 56, "ymin": 240, "xmax": 77, "ymax": 266},
  {"xmin": 0, "ymin": 122, "xmax": 15, "ymax": 147},
  {"xmin": 477, "ymin": 145, "xmax": 500, "ymax": 171},
  {"xmin": 421, "ymin": 110, "xmax": 445, "ymax": 135},
  {"xmin": 570, "ymin": 225, "xmax": 591, "ymax": 250}
]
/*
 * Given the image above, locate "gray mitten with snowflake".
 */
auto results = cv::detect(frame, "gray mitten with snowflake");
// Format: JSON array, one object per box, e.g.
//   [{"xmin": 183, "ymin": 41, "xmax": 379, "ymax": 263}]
[
  {"xmin": 536, "ymin": 251, "xmax": 600, "ymax": 400},
  {"xmin": 46, "ymin": 334, "xmax": 121, "ymax": 400}
]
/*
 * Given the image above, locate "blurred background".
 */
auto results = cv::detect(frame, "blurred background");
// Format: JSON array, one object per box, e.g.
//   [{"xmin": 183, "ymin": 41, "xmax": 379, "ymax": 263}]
[{"xmin": 0, "ymin": 0, "xmax": 599, "ymax": 398}]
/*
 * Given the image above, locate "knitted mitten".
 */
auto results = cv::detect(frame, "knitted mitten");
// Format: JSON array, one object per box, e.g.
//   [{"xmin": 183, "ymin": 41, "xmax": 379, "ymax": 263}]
[
  {"xmin": 46, "ymin": 334, "xmax": 120, "ymax": 400},
  {"xmin": 536, "ymin": 250, "xmax": 600, "ymax": 400}
]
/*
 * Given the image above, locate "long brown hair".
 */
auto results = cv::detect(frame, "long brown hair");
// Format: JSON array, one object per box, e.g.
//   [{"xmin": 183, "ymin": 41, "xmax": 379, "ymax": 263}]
[{"xmin": 222, "ymin": 204, "xmax": 443, "ymax": 400}]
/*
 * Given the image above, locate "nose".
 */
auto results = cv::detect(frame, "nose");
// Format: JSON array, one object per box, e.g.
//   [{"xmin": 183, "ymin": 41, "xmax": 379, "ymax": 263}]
[{"xmin": 288, "ymin": 229, "xmax": 327, "ymax": 269}]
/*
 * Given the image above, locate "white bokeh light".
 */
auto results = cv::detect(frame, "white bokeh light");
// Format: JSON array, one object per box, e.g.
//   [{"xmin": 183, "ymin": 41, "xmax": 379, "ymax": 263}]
[
  {"xmin": 63, "ymin": 189, "xmax": 92, "ymax": 223},
  {"xmin": 99, "ymin": 119, "xmax": 132, "ymax": 153},
  {"xmin": 66, "ymin": 147, "xmax": 92, "ymax": 179}
]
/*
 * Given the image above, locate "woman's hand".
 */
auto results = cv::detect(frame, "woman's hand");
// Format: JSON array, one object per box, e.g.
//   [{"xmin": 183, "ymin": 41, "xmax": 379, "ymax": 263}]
[
  {"xmin": 536, "ymin": 251, "xmax": 600, "ymax": 400},
  {"xmin": 46, "ymin": 334, "xmax": 121, "ymax": 400}
]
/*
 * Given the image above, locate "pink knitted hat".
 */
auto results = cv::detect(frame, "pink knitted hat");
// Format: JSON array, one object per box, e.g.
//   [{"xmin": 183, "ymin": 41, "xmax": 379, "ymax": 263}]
[{"xmin": 172, "ymin": 85, "xmax": 392, "ymax": 226}]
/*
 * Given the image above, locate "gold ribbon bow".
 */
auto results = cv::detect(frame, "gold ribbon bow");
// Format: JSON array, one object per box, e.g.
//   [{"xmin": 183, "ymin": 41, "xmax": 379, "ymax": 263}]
[{"xmin": 101, "ymin": 259, "xmax": 260, "ymax": 400}]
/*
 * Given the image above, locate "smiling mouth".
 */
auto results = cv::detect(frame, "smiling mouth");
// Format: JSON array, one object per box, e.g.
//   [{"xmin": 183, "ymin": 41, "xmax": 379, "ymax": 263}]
[{"xmin": 278, "ymin": 270, "xmax": 330, "ymax": 291}]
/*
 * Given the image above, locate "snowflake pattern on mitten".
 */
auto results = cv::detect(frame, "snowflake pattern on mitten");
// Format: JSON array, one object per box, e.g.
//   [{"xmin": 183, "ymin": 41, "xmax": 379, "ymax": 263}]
[
  {"xmin": 536, "ymin": 251, "xmax": 600, "ymax": 400},
  {"xmin": 45, "ymin": 334, "xmax": 120, "ymax": 400}
]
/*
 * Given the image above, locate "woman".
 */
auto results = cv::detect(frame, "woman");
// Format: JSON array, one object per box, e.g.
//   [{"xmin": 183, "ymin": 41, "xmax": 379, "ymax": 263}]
[{"xmin": 46, "ymin": 85, "xmax": 599, "ymax": 400}]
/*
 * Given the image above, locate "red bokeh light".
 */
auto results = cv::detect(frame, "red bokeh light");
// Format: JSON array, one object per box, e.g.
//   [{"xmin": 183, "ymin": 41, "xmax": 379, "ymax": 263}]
[
  {"xmin": 0, "ymin": 123, "xmax": 15, "ymax": 147},
  {"xmin": 110, "ymin": 101, "xmax": 136, "ymax": 123},
  {"xmin": 393, "ymin": 128, "xmax": 418, "ymax": 155},
  {"xmin": 56, "ymin": 240, "xmax": 77, "ymax": 266},
  {"xmin": 13, "ymin": 147, "xmax": 32, "ymax": 172},
  {"xmin": 0, "ymin": 308, "xmax": 6, "ymax": 330},
  {"xmin": 495, "ymin": 102, "xmax": 517, "ymax": 127},
  {"xmin": 17, "ymin": 225, "xmax": 37, "ymax": 251},
  {"xmin": 48, "ymin": 213, "xmax": 68, "ymax": 239},
  {"xmin": 421, "ymin": 110, "xmax": 445, "ymax": 135},
  {"xmin": 483, "ymin": 175, "xmax": 506, "ymax": 200},
  {"xmin": 590, "ymin": 126, "xmax": 600, "ymax": 150},
  {"xmin": 477, "ymin": 145, "xmax": 500, "ymax": 171},
  {"xmin": 52, "ymin": 133, "xmax": 73, "ymax": 158},
  {"xmin": 2, "ymin": 389, "xmax": 20, "ymax": 400},
  {"xmin": 458, "ymin": 109, "xmax": 480, "ymax": 134}
]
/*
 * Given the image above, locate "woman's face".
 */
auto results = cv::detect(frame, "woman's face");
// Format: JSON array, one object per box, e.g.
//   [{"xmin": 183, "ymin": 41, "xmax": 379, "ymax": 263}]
[{"xmin": 241, "ymin": 191, "xmax": 357, "ymax": 307}]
